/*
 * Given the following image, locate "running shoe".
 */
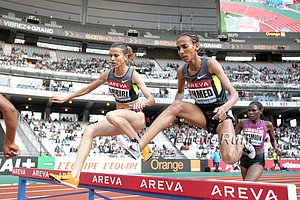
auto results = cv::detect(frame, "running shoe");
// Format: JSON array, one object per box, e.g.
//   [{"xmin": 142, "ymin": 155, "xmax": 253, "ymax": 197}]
[
  {"xmin": 127, "ymin": 139, "xmax": 141, "ymax": 160},
  {"xmin": 142, "ymin": 145, "xmax": 153, "ymax": 163},
  {"xmin": 116, "ymin": 135, "xmax": 140, "ymax": 160},
  {"xmin": 236, "ymin": 134, "xmax": 256, "ymax": 159},
  {"xmin": 49, "ymin": 172, "xmax": 79, "ymax": 189},
  {"xmin": 243, "ymin": 141, "xmax": 256, "ymax": 159}
]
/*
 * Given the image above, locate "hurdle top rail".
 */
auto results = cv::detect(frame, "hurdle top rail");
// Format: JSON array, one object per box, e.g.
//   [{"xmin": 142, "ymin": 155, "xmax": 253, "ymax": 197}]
[{"xmin": 12, "ymin": 167, "xmax": 297, "ymax": 200}]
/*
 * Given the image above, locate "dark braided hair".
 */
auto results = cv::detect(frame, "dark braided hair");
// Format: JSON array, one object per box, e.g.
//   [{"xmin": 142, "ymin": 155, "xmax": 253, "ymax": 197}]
[
  {"xmin": 178, "ymin": 32, "xmax": 199, "ymax": 43},
  {"xmin": 177, "ymin": 32, "xmax": 205, "ymax": 56}
]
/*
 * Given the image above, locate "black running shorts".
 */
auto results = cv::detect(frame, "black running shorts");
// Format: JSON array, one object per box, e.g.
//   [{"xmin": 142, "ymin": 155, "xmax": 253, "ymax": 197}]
[
  {"xmin": 240, "ymin": 153, "xmax": 265, "ymax": 170},
  {"xmin": 195, "ymin": 104, "xmax": 234, "ymax": 135}
]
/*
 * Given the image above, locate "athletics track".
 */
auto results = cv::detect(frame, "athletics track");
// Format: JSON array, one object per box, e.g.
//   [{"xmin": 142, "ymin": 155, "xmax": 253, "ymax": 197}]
[
  {"xmin": 220, "ymin": 2, "xmax": 300, "ymax": 32},
  {"xmin": 0, "ymin": 168, "xmax": 299, "ymax": 199}
]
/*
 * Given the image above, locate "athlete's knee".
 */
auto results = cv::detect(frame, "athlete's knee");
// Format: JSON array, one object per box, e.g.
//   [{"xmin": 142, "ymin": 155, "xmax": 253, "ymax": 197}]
[
  {"xmin": 105, "ymin": 111, "xmax": 116, "ymax": 123},
  {"xmin": 136, "ymin": 112, "xmax": 145, "ymax": 121},
  {"xmin": 83, "ymin": 125, "xmax": 96, "ymax": 139},
  {"xmin": 130, "ymin": 113, "xmax": 144, "ymax": 131},
  {"xmin": 221, "ymin": 152, "xmax": 238, "ymax": 164},
  {"xmin": 106, "ymin": 111, "xmax": 123, "ymax": 127},
  {"xmin": 221, "ymin": 147, "xmax": 239, "ymax": 163},
  {"xmin": 133, "ymin": 122, "xmax": 144, "ymax": 132},
  {"xmin": 167, "ymin": 100, "xmax": 184, "ymax": 114},
  {"xmin": 219, "ymin": 133, "xmax": 239, "ymax": 163},
  {"xmin": 2, "ymin": 103, "xmax": 17, "ymax": 114}
]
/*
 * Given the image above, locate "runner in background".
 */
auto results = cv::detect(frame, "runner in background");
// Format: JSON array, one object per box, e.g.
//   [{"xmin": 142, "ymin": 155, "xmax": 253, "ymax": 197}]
[
  {"xmin": 236, "ymin": 101, "xmax": 279, "ymax": 181},
  {"xmin": 273, "ymin": 149, "xmax": 282, "ymax": 171},
  {"xmin": 212, "ymin": 148, "xmax": 221, "ymax": 172}
]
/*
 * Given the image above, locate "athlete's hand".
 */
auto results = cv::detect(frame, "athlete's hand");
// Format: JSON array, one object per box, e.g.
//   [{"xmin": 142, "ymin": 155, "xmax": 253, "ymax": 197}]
[
  {"xmin": 3, "ymin": 143, "xmax": 20, "ymax": 159},
  {"xmin": 212, "ymin": 106, "xmax": 227, "ymax": 122},
  {"xmin": 130, "ymin": 100, "xmax": 145, "ymax": 112},
  {"xmin": 49, "ymin": 96, "xmax": 68, "ymax": 104}
]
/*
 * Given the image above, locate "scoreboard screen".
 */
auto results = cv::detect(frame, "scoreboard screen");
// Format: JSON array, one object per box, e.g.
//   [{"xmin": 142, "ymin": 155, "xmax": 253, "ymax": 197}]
[{"xmin": 220, "ymin": 0, "xmax": 300, "ymax": 32}]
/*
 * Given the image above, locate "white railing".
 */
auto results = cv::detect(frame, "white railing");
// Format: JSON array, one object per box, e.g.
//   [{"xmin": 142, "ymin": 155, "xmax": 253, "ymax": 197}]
[{"xmin": 17, "ymin": 115, "xmax": 47, "ymax": 156}]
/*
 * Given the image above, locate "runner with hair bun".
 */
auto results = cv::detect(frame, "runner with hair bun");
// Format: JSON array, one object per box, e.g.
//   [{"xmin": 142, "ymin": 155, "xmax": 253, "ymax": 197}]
[{"xmin": 49, "ymin": 42, "xmax": 155, "ymax": 188}]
